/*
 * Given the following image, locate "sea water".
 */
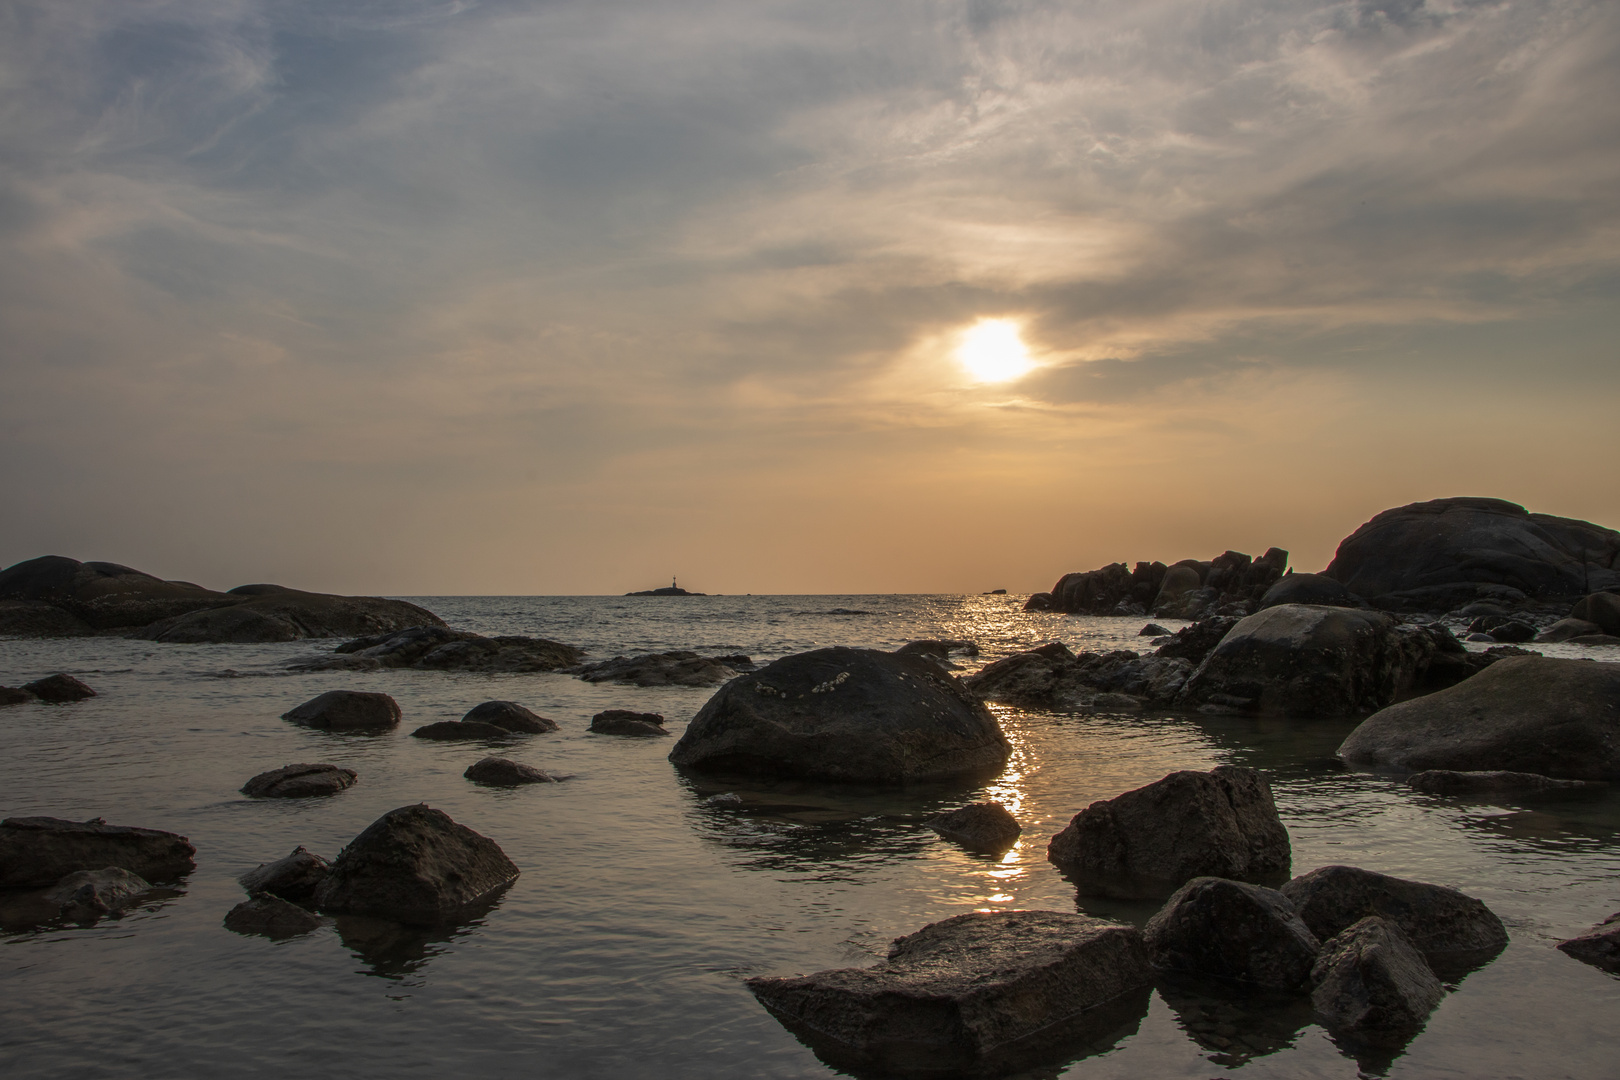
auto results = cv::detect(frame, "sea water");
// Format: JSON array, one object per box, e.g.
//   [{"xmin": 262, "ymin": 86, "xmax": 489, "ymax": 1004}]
[{"xmin": 1, "ymin": 594, "xmax": 1616, "ymax": 1079}]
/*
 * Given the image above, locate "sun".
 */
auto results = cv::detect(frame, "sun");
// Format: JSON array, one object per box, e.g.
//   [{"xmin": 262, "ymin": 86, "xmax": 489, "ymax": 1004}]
[{"xmin": 955, "ymin": 319, "xmax": 1034, "ymax": 383}]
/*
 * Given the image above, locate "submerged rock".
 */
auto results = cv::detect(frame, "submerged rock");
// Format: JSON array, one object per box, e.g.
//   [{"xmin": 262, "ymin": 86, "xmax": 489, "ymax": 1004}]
[
  {"xmin": 0, "ymin": 816, "xmax": 196, "ymax": 887},
  {"xmin": 567, "ymin": 651, "xmax": 744, "ymax": 687},
  {"xmin": 1337, "ymin": 655, "xmax": 1620, "ymax": 780},
  {"xmin": 1310, "ymin": 917, "xmax": 1443, "ymax": 1041},
  {"xmin": 1048, "ymin": 767, "xmax": 1291, "ymax": 898},
  {"xmin": 461, "ymin": 700, "xmax": 558, "ymax": 733},
  {"xmin": 670, "ymin": 646, "xmax": 1010, "ymax": 783},
  {"xmin": 589, "ymin": 710, "xmax": 669, "ymax": 737},
  {"xmin": 281, "ymin": 690, "xmax": 401, "ymax": 732},
  {"xmin": 926, "ymin": 801, "xmax": 1021, "ymax": 853},
  {"xmin": 1144, "ymin": 877, "xmax": 1321, "ymax": 991},
  {"xmin": 225, "ymin": 895, "xmax": 324, "ymax": 938},
  {"xmin": 464, "ymin": 757, "xmax": 559, "ymax": 785},
  {"xmin": 241, "ymin": 763, "xmax": 357, "ymax": 798},
  {"xmin": 1280, "ymin": 865, "xmax": 1506, "ymax": 972},
  {"xmin": 1556, "ymin": 912, "xmax": 1620, "ymax": 974},
  {"xmin": 239, "ymin": 847, "xmax": 332, "ymax": 905},
  {"xmin": 746, "ymin": 910, "xmax": 1152, "ymax": 1077},
  {"xmin": 296, "ymin": 625, "xmax": 582, "ymax": 673},
  {"xmin": 46, "ymin": 867, "xmax": 153, "ymax": 922},
  {"xmin": 1406, "ymin": 770, "xmax": 1604, "ymax": 798},
  {"xmin": 20, "ymin": 673, "xmax": 97, "ymax": 703},
  {"xmin": 316, "ymin": 805, "xmax": 519, "ymax": 925},
  {"xmin": 410, "ymin": 720, "xmax": 514, "ymax": 741}
]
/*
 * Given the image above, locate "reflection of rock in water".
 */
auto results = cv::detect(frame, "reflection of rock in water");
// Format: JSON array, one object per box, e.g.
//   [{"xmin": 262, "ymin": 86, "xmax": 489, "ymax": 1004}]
[
  {"xmin": 0, "ymin": 884, "xmax": 184, "ymax": 932},
  {"xmin": 334, "ymin": 908, "xmax": 493, "ymax": 980},
  {"xmin": 1155, "ymin": 974, "xmax": 1314, "ymax": 1067}
]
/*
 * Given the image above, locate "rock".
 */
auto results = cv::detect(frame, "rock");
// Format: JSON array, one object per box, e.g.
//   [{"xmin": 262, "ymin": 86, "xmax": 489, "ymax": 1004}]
[
  {"xmin": 670, "ymin": 646, "xmax": 1011, "ymax": 783},
  {"xmin": 1139, "ymin": 623, "xmax": 1169, "ymax": 637},
  {"xmin": 464, "ymin": 757, "xmax": 558, "ymax": 785},
  {"xmin": 296, "ymin": 625, "xmax": 582, "ymax": 673},
  {"xmin": 224, "ymin": 895, "xmax": 324, "ymax": 938},
  {"xmin": 1535, "ymin": 617, "xmax": 1604, "ymax": 643},
  {"xmin": 1153, "ymin": 616, "xmax": 1241, "ymax": 664},
  {"xmin": 0, "ymin": 686, "xmax": 36, "ymax": 706},
  {"xmin": 19, "ymin": 673, "xmax": 96, "ymax": 703},
  {"xmin": 0, "ymin": 816, "xmax": 196, "ymax": 887},
  {"xmin": 136, "ymin": 588, "xmax": 445, "ymax": 644},
  {"xmin": 1047, "ymin": 767, "xmax": 1291, "ymax": 898},
  {"xmin": 461, "ymin": 700, "xmax": 558, "ymax": 733},
  {"xmin": 1322, "ymin": 498, "xmax": 1620, "ymax": 607},
  {"xmin": 1464, "ymin": 632, "xmax": 1495, "ymax": 642},
  {"xmin": 894, "ymin": 639, "xmax": 979, "ymax": 660},
  {"xmin": 0, "ymin": 555, "xmax": 237, "ymax": 631},
  {"xmin": 1258, "ymin": 573, "xmax": 1365, "ymax": 610},
  {"xmin": 1572, "ymin": 634, "xmax": 1620, "ymax": 646},
  {"xmin": 241, "ymin": 763, "xmax": 357, "ymax": 798},
  {"xmin": 45, "ymin": 867, "xmax": 153, "ymax": 922},
  {"xmin": 1571, "ymin": 591, "xmax": 1620, "ymax": 635},
  {"xmin": 239, "ymin": 846, "xmax": 332, "ymax": 905},
  {"xmin": 926, "ymin": 801, "xmax": 1021, "ymax": 852},
  {"xmin": 1310, "ymin": 917, "xmax": 1443, "ymax": 1040},
  {"xmin": 1152, "ymin": 565, "xmax": 1205, "ymax": 616},
  {"xmin": 281, "ymin": 690, "xmax": 401, "ymax": 732},
  {"xmin": 745, "ymin": 910, "xmax": 1153, "ymax": 1077},
  {"xmin": 1279, "ymin": 865, "xmax": 1507, "ymax": 971},
  {"xmin": 1406, "ymin": 770, "xmax": 1604, "ymax": 797},
  {"xmin": 0, "ymin": 599, "xmax": 94, "ymax": 637},
  {"xmin": 567, "ymin": 651, "xmax": 741, "ymax": 687},
  {"xmin": 1022, "ymin": 592, "xmax": 1054, "ymax": 612},
  {"xmin": 589, "ymin": 709, "xmax": 669, "ymax": 737},
  {"xmin": 1487, "ymin": 620, "xmax": 1536, "ymax": 643},
  {"xmin": 964, "ymin": 644, "xmax": 1192, "ymax": 710},
  {"xmin": 410, "ymin": 720, "xmax": 515, "ymax": 741},
  {"xmin": 1337, "ymin": 655, "xmax": 1620, "ymax": 779},
  {"xmin": 315, "ymin": 805, "xmax": 519, "ymax": 925},
  {"xmin": 962, "ymin": 642, "xmax": 1078, "ymax": 705},
  {"xmin": 1144, "ymin": 877, "xmax": 1320, "ymax": 990},
  {"xmin": 1175, "ymin": 605, "xmax": 1447, "ymax": 718},
  {"xmin": 1556, "ymin": 912, "xmax": 1620, "ymax": 974}
]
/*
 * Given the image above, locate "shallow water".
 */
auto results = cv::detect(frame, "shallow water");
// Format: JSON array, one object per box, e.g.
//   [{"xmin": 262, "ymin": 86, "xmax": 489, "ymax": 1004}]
[{"xmin": 1, "ymin": 594, "xmax": 1617, "ymax": 1079}]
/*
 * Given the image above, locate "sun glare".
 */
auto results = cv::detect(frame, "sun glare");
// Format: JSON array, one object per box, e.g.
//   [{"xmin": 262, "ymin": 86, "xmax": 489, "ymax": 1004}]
[{"xmin": 956, "ymin": 319, "xmax": 1034, "ymax": 383}]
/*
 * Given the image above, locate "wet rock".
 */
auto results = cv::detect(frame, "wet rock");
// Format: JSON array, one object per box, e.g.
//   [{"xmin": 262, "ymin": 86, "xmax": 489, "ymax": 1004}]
[
  {"xmin": 746, "ymin": 910, "xmax": 1152, "ymax": 1077},
  {"xmin": 926, "ymin": 801, "xmax": 1021, "ymax": 853},
  {"xmin": 241, "ymin": 763, "xmax": 357, "ymax": 798},
  {"xmin": 1556, "ymin": 912, "xmax": 1620, "ymax": 974},
  {"xmin": 0, "ymin": 599, "xmax": 95, "ymax": 637},
  {"xmin": 1487, "ymin": 620, "xmax": 1536, "ymax": 643},
  {"xmin": 1280, "ymin": 865, "xmax": 1507, "ymax": 972},
  {"xmin": 589, "ymin": 710, "xmax": 669, "ymax": 737},
  {"xmin": 671, "ymin": 646, "xmax": 1010, "ymax": 783},
  {"xmin": 1337, "ymin": 655, "xmax": 1620, "ymax": 780},
  {"xmin": 1152, "ymin": 564, "xmax": 1205, "ymax": 616},
  {"xmin": 225, "ymin": 894, "xmax": 324, "ymax": 938},
  {"xmin": 1022, "ymin": 592, "xmax": 1053, "ymax": 612},
  {"xmin": 567, "ymin": 651, "xmax": 741, "ymax": 687},
  {"xmin": 0, "ymin": 816, "xmax": 196, "ymax": 887},
  {"xmin": 1259, "ymin": 573, "xmax": 1365, "ymax": 610},
  {"xmin": 281, "ymin": 690, "xmax": 401, "ymax": 732},
  {"xmin": 962, "ymin": 642, "xmax": 1077, "ymax": 705},
  {"xmin": 461, "ymin": 700, "xmax": 558, "ymax": 733},
  {"xmin": 1570, "ymin": 591, "xmax": 1620, "ymax": 635},
  {"xmin": 1139, "ymin": 623, "xmax": 1169, "ymax": 637},
  {"xmin": 1406, "ymin": 770, "xmax": 1604, "ymax": 798},
  {"xmin": 894, "ymin": 639, "xmax": 980, "ymax": 666},
  {"xmin": 46, "ymin": 867, "xmax": 152, "ymax": 922},
  {"xmin": 1153, "ymin": 616, "xmax": 1241, "ymax": 665},
  {"xmin": 20, "ymin": 673, "xmax": 96, "ymax": 703},
  {"xmin": 298, "ymin": 625, "xmax": 582, "ymax": 673},
  {"xmin": 1464, "ymin": 632, "xmax": 1495, "ymax": 642},
  {"xmin": 1144, "ymin": 877, "xmax": 1320, "ymax": 990},
  {"xmin": 138, "ymin": 587, "xmax": 443, "ymax": 644},
  {"xmin": 1310, "ymin": 917, "xmax": 1443, "ymax": 1040},
  {"xmin": 464, "ymin": 757, "xmax": 558, "ymax": 785},
  {"xmin": 315, "ymin": 804, "xmax": 519, "ymax": 925},
  {"xmin": 410, "ymin": 720, "xmax": 514, "ymax": 741},
  {"xmin": 239, "ymin": 847, "xmax": 332, "ymax": 905},
  {"xmin": 1535, "ymin": 617, "xmax": 1604, "ymax": 643},
  {"xmin": 0, "ymin": 686, "xmax": 35, "ymax": 706},
  {"xmin": 1048, "ymin": 766, "xmax": 1291, "ymax": 898},
  {"xmin": 1572, "ymin": 633, "xmax": 1620, "ymax": 645}
]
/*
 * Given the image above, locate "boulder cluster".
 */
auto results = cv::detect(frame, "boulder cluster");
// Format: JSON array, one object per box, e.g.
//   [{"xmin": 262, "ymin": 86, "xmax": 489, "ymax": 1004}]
[{"xmin": 1026, "ymin": 548, "xmax": 1289, "ymax": 619}]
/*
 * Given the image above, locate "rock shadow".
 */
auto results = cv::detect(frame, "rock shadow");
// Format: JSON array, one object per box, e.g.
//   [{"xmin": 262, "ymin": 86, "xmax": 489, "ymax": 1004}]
[
  {"xmin": 332, "ymin": 886, "xmax": 509, "ymax": 980},
  {"xmin": 1154, "ymin": 974, "xmax": 1315, "ymax": 1068},
  {"xmin": 0, "ymin": 884, "xmax": 186, "ymax": 933}
]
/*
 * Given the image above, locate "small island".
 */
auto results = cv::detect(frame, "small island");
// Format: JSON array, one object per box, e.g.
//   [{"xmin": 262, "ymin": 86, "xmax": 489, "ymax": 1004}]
[{"xmin": 626, "ymin": 577, "xmax": 706, "ymax": 597}]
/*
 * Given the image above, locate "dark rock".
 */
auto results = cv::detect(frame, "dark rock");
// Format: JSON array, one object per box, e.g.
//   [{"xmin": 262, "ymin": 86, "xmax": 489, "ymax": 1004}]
[
  {"xmin": 1143, "ymin": 877, "xmax": 1320, "ymax": 990},
  {"xmin": 1535, "ymin": 617, "xmax": 1604, "ymax": 643},
  {"xmin": 0, "ymin": 686, "xmax": 36, "ymax": 706},
  {"xmin": 1464, "ymin": 632, "xmax": 1495, "ymax": 642},
  {"xmin": 1556, "ymin": 912, "xmax": 1620, "ymax": 974},
  {"xmin": 1487, "ymin": 620, "xmax": 1536, "ymax": 643},
  {"xmin": 962, "ymin": 642, "xmax": 1077, "ymax": 705},
  {"xmin": 1258, "ymin": 573, "xmax": 1365, "ymax": 610},
  {"xmin": 1153, "ymin": 616, "xmax": 1241, "ymax": 664},
  {"xmin": 20, "ymin": 674, "xmax": 96, "ymax": 703},
  {"xmin": 1138, "ymin": 623, "xmax": 1170, "ymax": 637},
  {"xmin": 1048, "ymin": 766, "xmax": 1291, "ymax": 898},
  {"xmin": 0, "ymin": 555, "xmax": 237, "ymax": 631},
  {"xmin": 1323, "ymin": 497, "xmax": 1620, "ymax": 603},
  {"xmin": 926, "ymin": 801, "xmax": 1021, "ymax": 852},
  {"xmin": 1310, "ymin": 917, "xmax": 1443, "ymax": 1040},
  {"xmin": 464, "ymin": 757, "xmax": 558, "ymax": 785},
  {"xmin": 626, "ymin": 585, "xmax": 705, "ymax": 596},
  {"xmin": 1406, "ymin": 770, "xmax": 1605, "ymax": 797},
  {"xmin": 745, "ymin": 910, "xmax": 1152, "ymax": 1077},
  {"xmin": 136, "ymin": 588, "xmax": 445, "ymax": 643},
  {"xmin": 1176, "ymin": 605, "xmax": 1446, "ymax": 718},
  {"xmin": 1572, "ymin": 633, "xmax": 1620, "ymax": 646},
  {"xmin": 0, "ymin": 816, "xmax": 196, "ymax": 887},
  {"xmin": 588, "ymin": 710, "xmax": 668, "ymax": 736},
  {"xmin": 297, "ymin": 625, "xmax": 582, "ymax": 673},
  {"xmin": 1279, "ymin": 865, "xmax": 1507, "ymax": 972},
  {"xmin": 46, "ymin": 867, "xmax": 153, "ymax": 922},
  {"xmin": 315, "ymin": 804, "xmax": 519, "ymax": 925},
  {"xmin": 1337, "ymin": 655, "xmax": 1620, "ymax": 780},
  {"xmin": 0, "ymin": 599, "xmax": 94, "ymax": 637},
  {"xmin": 965, "ymin": 644, "xmax": 1191, "ymax": 709},
  {"xmin": 281, "ymin": 690, "xmax": 401, "ymax": 732},
  {"xmin": 1571, "ymin": 591, "xmax": 1620, "ymax": 635},
  {"xmin": 239, "ymin": 846, "xmax": 332, "ymax": 905},
  {"xmin": 410, "ymin": 720, "xmax": 515, "ymax": 741},
  {"xmin": 567, "ymin": 651, "xmax": 740, "ymax": 687},
  {"xmin": 1152, "ymin": 564, "xmax": 1205, "ymax": 617},
  {"xmin": 225, "ymin": 895, "xmax": 324, "ymax": 938},
  {"xmin": 461, "ymin": 700, "xmax": 558, "ymax": 733},
  {"xmin": 670, "ymin": 646, "xmax": 1010, "ymax": 783},
  {"xmin": 1023, "ymin": 592, "xmax": 1054, "ymax": 612},
  {"xmin": 242, "ymin": 763, "xmax": 357, "ymax": 798},
  {"xmin": 894, "ymin": 638, "xmax": 979, "ymax": 660}
]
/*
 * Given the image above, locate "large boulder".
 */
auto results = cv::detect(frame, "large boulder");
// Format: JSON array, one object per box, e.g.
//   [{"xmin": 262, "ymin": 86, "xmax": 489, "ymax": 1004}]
[
  {"xmin": 1047, "ymin": 767, "xmax": 1291, "ymax": 897},
  {"xmin": 281, "ymin": 690, "xmax": 401, "ymax": 732},
  {"xmin": 464, "ymin": 757, "xmax": 559, "ymax": 785},
  {"xmin": 1259, "ymin": 573, "xmax": 1365, "ymax": 610},
  {"xmin": 1042, "ymin": 550, "xmax": 1288, "ymax": 617},
  {"xmin": 0, "ymin": 816, "xmax": 196, "ymax": 887},
  {"xmin": 294, "ymin": 625, "xmax": 582, "ymax": 673},
  {"xmin": 1535, "ymin": 617, "xmax": 1604, "ymax": 643},
  {"xmin": 1571, "ymin": 591, "xmax": 1620, "ymax": 635},
  {"xmin": 1310, "ymin": 917, "xmax": 1443, "ymax": 1041},
  {"xmin": 0, "ymin": 555, "xmax": 235, "ymax": 631},
  {"xmin": 224, "ymin": 894, "xmax": 324, "ymax": 938},
  {"xmin": 1556, "ymin": 912, "xmax": 1620, "ymax": 974},
  {"xmin": 964, "ymin": 645, "xmax": 1192, "ymax": 710},
  {"xmin": 239, "ymin": 846, "xmax": 332, "ymax": 905},
  {"xmin": 137, "ymin": 586, "xmax": 445, "ymax": 643},
  {"xmin": 1143, "ymin": 877, "xmax": 1321, "ymax": 991},
  {"xmin": 1279, "ymin": 865, "xmax": 1507, "ymax": 972},
  {"xmin": 46, "ymin": 867, "xmax": 153, "ymax": 922},
  {"xmin": 20, "ymin": 674, "xmax": 97, "ymax": 702},
  {"xmin": 566, "ymin": 651, "xmax": 745, "ymax": 687},
  {"xmin": 0, "ymin": 599, "xmax": 94, "ymax": 637},
  {"xmin": 461, "ymin": 701, "xmax": 558, "ymax": 733},
  {"xmin": 1175, "ymin": 605, "xmax": 1446, "ymax": 717},
  {"xmin": 241, "ymin": 763, "xmax": 357, "ymax": 798},
  {"xmin": 926, "ymin": 801, "xmax": 1021, "ymax": 853},
  {"xmin": 669, "ymin": 647, "xmax": 1011, "ymax": 783},
  {"xmin": 315, "ymin": 805, "xmax": 519, "ymax": 925},
  {"xmin": 410, "ymin": 720, "xmax": 515, "ymax": 741},
  {"xmin": 1337, "ymin": 656, "xmax": 1620, "ymax": 780},
  {"xmin": 1322, "ymin": 497, "xmax": 1620, "ymax": 607},
  {"xmin": 745, "ymin": 910, "xmax": 1152, "ymax": 1077}
]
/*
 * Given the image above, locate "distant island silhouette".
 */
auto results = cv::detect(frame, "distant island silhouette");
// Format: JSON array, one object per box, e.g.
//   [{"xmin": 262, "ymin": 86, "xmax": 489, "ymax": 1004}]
[{"xmin": 626, "ymin": 576, "xmax": 706, "ymax": 597}]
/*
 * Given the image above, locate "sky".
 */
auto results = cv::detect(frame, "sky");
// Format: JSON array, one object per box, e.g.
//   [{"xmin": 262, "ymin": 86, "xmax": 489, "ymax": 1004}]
[{"xmin": 1, "ymin": 0, "xmax": 1617, "ymax": 595}]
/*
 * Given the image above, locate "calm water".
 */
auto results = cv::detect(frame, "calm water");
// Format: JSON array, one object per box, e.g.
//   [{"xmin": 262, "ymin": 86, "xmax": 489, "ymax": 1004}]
[{"xmin": 1, "ymin": 594, "xmax": 1617, "ymax": 1079}]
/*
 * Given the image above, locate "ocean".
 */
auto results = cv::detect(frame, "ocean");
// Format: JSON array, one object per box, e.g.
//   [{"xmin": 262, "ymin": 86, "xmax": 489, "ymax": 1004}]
[{"xmin": 2, "ymin": 594, "xmax": 1617, "ymax": 1079}]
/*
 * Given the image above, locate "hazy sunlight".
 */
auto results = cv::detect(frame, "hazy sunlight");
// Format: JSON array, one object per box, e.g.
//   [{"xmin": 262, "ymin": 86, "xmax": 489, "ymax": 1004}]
[{"xmin": 955, "ymin": 319, "xmax": 1034, "ymax": 383}]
